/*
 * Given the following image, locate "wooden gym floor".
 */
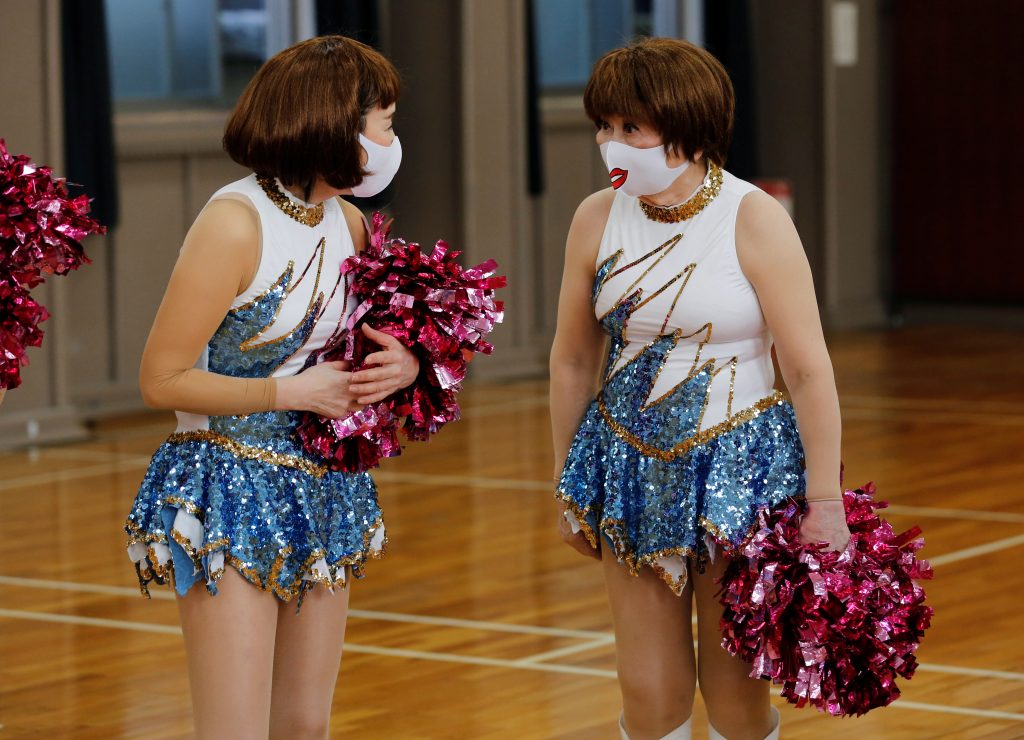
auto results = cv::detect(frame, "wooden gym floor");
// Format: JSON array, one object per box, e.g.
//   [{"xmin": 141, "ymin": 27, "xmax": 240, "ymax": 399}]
[{"xmin": 0, "ymin": 326, "xmax": 1022, "ymax": 739}]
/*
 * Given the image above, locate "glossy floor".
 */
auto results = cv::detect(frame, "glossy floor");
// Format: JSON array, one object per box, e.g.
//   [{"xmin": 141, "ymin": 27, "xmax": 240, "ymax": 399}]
[{"xmin": 1, "ymin": 327, "xmax": 1022, "ymax": 739}]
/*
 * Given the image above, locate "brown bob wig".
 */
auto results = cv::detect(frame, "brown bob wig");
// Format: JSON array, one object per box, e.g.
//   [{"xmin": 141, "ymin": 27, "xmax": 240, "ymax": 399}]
[
  {"xmin": 223, "ymin": 35, "xmax": 399, "ymax": 192},
  {"xmin": 584, "ymin": 37, "xmax": 734, "ymax": 167}
]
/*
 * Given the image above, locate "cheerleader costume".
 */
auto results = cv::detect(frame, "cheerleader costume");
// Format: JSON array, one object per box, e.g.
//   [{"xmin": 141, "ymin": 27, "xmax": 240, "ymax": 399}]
[
  {"xmin": 557, "ymin": 164, "xmax": 806, "ymax": 593},
  {"xmin": 125, "ymin": 175, "xmax": 385, "ymax": 602}
]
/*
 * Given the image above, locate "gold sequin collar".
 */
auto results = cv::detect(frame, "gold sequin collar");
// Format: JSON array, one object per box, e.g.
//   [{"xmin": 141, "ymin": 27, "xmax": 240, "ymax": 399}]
[
  {"xmin": 257, "ymin": 175, "xmax": 325, "ymax": 227},
  {"xmin": 638, "ymin": 161, "xmax": 724, "ymax": 224}
]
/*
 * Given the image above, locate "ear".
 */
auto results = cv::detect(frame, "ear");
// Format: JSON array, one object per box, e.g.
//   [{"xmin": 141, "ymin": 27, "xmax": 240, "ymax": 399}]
[{"xmin": 665, "ymin": 144, "xmax": 690, "ymax": 168}]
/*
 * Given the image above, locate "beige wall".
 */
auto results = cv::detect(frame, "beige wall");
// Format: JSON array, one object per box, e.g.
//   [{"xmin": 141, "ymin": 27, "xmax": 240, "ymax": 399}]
[
  {"xmin": 0, "ymin": 0, "xmax": 87, "ymax": 445},
  {"xmin": 750, "ymin": 0, "xmax": 826, "ymax": 284},
  {"xmin": 0, "ymin": 0, "xmax": 895, "ymax": 447},
  {"xmin": 822, "ymin": 0, "xmax": 889, "ymax": 327}
]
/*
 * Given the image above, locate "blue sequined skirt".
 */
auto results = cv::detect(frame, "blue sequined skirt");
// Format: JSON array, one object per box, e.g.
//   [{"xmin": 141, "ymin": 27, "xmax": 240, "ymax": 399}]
[
  {"xmin": 557, "ymin": 381, "xmax": 805, "ymax": 594},
  {"xmin": 124, "ymin": 411, "xmax": 385, "ymax": 603}
]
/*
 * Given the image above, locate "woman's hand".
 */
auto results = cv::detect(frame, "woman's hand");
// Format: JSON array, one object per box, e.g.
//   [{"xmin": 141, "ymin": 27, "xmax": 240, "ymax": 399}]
[
  {"xmin": 799, "ymin": 498, "xmax": 851, "ymax": 551},
  {"xmin": 277, "ymin": 360, "xmax": 363, "ymax": 419},
  {"xmin": 347, "ymin": 324, "xmax": 420, "ymax": 404},
  {"xmin": 557, "ymin": 506, "xmax": 601, "ymax": 560}
]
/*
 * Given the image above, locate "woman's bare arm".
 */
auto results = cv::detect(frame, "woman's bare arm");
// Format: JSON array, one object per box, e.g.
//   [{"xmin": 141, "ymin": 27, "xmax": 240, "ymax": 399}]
[{"xmin": 736, "ymin": 190, "xmax": 850, "ymax": 549}]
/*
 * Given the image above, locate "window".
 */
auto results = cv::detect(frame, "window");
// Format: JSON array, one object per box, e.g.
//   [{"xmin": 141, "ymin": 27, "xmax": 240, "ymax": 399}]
[
  {"xmin": 104, "ymin": 0, "xmax": 314, "ymax": 110},
  {"xmin": 533, "ymin": 0, "xmax": 695, "ymax": 91}
]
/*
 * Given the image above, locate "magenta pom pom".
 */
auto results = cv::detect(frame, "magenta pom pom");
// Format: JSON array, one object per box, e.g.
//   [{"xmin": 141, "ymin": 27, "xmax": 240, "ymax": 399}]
[
  {"xmin": 0, "ymin": 139, "xmax": 102, "ymax": 288},
  {"xmin": 718, "ymin": 484, "xmax": 933, "ymax": 716},
  {"xmin": 1, "ymin": 139, "xmax": 104, "ymax": 391},
  {"xmin": 297, "ymin": 213, "xmax": 506, "ymax": 472},
  {"xmin": 0, "ymin": 276, "xmax": 50, "ymax": 390}
]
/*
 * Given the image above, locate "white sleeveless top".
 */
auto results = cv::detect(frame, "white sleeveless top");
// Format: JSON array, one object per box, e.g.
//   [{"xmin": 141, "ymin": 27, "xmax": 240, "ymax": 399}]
[
  {"xmin": 176, "ymin": 174, "xmax": 356, "ymax": 433},
  {"xmin": 593, "ymin": 170, "xmax": 775, "ymax": 430}
]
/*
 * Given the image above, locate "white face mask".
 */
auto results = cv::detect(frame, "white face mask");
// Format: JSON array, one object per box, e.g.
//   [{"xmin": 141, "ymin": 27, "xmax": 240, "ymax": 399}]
[
  {"xmin": 599, "ymin": 140, "xmax": 689, "ymax": 197},
  {"xmin": 351, "ymin": 133, "xmax": 402, "ymax": 197}
]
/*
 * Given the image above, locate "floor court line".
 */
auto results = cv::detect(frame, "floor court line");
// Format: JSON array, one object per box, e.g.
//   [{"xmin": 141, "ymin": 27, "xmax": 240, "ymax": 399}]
[
  {"xmin": 884, "ymin": 504, "xmax": 1024, "ymax": 525},
  {"xmin": 3, "ymin": 574, "xmax": 1024, "ymax": 685},
  {"xmin": 0, "ymin": 461, "xmax": 146, "ymax": 491},
  {"xmin": 0, "ymin": 606, "xmax": 1022, "ymax": 723},
  {"xmin": 927, "ymin": 533, "xmax": 1024, "ymax": 566},
  {"xmin": 0, "ymin": 575, "xmax": 614, "ymax": 640},
  {"xmin": 515, "ymin": 637, "xmax": 617, "ymax": 664}
]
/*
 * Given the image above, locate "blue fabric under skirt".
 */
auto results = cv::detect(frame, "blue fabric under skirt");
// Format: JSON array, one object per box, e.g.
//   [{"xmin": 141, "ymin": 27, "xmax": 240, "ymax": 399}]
[
  {"xmin": 125, "ymin": 421, "xmax": 385, "ymax": 604},
  {"xmin": 557, "ymin": 391, "xmax": 805, "ymax": 594}
]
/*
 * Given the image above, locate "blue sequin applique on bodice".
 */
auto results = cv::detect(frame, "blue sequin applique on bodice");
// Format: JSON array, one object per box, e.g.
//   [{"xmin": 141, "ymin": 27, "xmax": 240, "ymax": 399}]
[{"xmin": 557, "ymin": 181, "xmax": 806, "ymax": 593}]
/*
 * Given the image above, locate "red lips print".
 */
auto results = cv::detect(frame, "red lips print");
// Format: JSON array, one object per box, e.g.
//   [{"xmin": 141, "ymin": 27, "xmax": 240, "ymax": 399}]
[{"xmin": 609, "ymin": 168, "xmax": 628, "ymax": 190}]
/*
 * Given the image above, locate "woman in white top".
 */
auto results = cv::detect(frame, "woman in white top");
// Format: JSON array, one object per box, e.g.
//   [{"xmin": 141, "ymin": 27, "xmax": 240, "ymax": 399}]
[
  {"xmin": 125, "ymin": 36, "xmax": 416, "ymax": 738},
  {"xmin": 551, "ymin": 38, "xmax": 850, "ymax": 740}
]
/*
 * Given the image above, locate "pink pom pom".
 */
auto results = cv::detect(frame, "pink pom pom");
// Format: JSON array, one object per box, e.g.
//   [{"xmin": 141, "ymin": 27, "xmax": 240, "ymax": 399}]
[
  {"xmin": 297, "ymin": 213, "xmax": 506, "ymax": 472},
  {"xmin": 0, "ymin": 139, "xmax": 103, "ymax": 287},
  {"xmin": 0, "ymin": 277, "xmax": 49, "ymax": 390},
  {"xmin": 718, "ymin": 484, "xmax": 933, "ymax": 716},
  {"xmin": 0, "ymin": 139, "xmax": 104, "ymax": 390}
]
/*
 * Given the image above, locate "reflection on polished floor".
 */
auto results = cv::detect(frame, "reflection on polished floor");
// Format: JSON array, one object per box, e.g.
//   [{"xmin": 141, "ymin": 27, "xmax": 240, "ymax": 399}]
[{"xmin": 1, "ymin": 327, "xmax": 1023, "ymax": 739}]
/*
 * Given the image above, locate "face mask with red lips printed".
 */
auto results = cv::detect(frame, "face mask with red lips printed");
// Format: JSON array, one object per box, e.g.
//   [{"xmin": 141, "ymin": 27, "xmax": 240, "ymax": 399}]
[{"xmin": 599, "ymin": 140, "xmax": 690, "ymax": 198}]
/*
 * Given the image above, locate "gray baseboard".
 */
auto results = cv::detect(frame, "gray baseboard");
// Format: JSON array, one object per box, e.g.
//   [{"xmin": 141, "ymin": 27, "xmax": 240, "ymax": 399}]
[{"xmin": 0, "ymin": 404, "xmax": 90, "ymax": 450}]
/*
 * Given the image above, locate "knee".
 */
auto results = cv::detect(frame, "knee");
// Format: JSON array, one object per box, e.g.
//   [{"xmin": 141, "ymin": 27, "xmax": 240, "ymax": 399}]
[
  {"xmin": 270, "ymin": 709, "xmax": 330, "ymax": 740},
  {"xmin": 618, "ymin": 661, "xmax": 694, "ymax": 729},
  {"xmin": 700, "ymin": 682, "xmax": 772, "ymax": 739}
]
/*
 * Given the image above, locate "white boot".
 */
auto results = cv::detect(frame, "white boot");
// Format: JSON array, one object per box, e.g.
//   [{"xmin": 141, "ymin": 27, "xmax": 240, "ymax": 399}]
[
  {"xmin": 708, "ymin": 706, "xmax": 780, "ymax": 740},
  {"xmin": 619, "ymin": 713, "xmax": 692, "ymax": 740},
  {"xmin": 765, "ymin": 706, "xmax": 780, "ymax": 740},
  {"xmin": 660, "ymin": 716, "xmax": 692, "ymax": 740}
]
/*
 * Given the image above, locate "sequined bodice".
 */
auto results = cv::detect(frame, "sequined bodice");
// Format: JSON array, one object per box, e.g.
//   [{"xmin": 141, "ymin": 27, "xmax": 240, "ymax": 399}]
[
  {"xmin": 175, "ymin": 175, "xmax": 356, "ymax": 439},
  {"xmin": 592, "ymin": 172, "xmax": 780, "ymax": 449}
]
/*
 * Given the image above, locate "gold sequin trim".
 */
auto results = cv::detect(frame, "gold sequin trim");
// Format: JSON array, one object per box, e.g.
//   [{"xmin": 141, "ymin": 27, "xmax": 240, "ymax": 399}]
[
  {"xmin": 166, "ymin": 430, "xmax": 328, "ymax": 478},
  {"xmin": 147, "ymin": 544, "xmax": 171, "ymax": 582},
  {"xmin": 289, "ymin": 238, "xmax": 325, "ymax": 294},
  {"xmin": 553, "ymin": 493, "xmax": 700, "ymax": 596},
  {"xmin": 640, "ymin": 325, "xmax": 714, "ymax": 411},
  {"xmin": 593, "ymin": 251, "xmax": 622, "ymax": 305},
  {"xmin": 169, "ymin": 528, "xmax": 230, "ymax": 560},
  {"xmin": 257, "ymin": 175, "xmax": 324, "ymax": 227},
  {"xmin": 554, "ymin": 493, "xmax": 599, "ymax": 550},
  {"xmin": 597, "ymin": 390, "xmax": 787, "ymax": 462},
  {"xmin": 226, "ymin": 554, "xmax": 266, "ymax": 590},
  {"xmin": 643, "ymin": 546, "xmax": 699, "ymax": 595},
  {"xmin": 125, "ymin": 518, "xmax": 165, "ymax": 546},
  {"xmin": 129, "ymin": 510, "xmax": 386, "ymax": 601},
  {"xmin": 554, "ymin": 491, "xmax": 803, "ymax": 596},
  {"xmin": 598, "ymin": 234, "xmax": 684, "ymax": 323},
  {"xmin": 638, "ymin": 161, "xmax": 724, "ymax": 224},
  {"xmin": 162, "ymin": 495, "xmax": 204, "ymax": 518},
  {"xmin": 231, "ymin": 262, "xmax": 294, "ymax": 315},
  {"xmin": 242, "ymin": 239, "xmax": 325, "ymax": 352}
]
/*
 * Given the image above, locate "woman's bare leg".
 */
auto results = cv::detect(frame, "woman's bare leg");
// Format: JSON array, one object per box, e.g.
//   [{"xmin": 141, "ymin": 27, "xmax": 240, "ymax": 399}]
[
  {"xmin": 693, "ymin": 555, "xmax": 774, "ymax": 739},
  {"xmin": 268, "ymin": 583, "xmax": 351, "ymax": 740},
  {"xmin": 603, "ymin": 551, "xmax": 695, "ymax": 740},
  {"xmin": 176, "ymin": 568, "xmax": 280, "ymax": 739}
]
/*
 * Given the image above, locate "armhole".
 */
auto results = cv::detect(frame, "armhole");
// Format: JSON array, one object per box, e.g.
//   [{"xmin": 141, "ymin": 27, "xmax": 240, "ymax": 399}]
[
  {"xmin": 207, "ymin": 192, "xmax": 263, "ymax": 299},
  {"xmin": 593, "ymin": 189, "xmax": 621, "ymax": 267},
  {"xmin": 336, "ymin": 197, "xmax": 368, "ymax": 255},
  {"xmin": 729, "ymin": 186, "xmax": 764, "ymax": 286}
]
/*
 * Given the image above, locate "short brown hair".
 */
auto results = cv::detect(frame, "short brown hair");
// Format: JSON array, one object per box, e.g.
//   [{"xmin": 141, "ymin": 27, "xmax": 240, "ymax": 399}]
[
  {"xmin": 223, "ymin": 35, "xmax": 400, "ymax": 191},
  {"xmin": 583, "ymin": 38, "xmax": 734, "ymax": 167}
]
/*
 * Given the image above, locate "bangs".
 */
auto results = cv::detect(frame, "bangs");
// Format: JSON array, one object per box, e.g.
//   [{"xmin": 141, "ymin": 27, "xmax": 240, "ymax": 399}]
[
  {"xmin": 356, "ymin": 44, "xmax": 401, "ymax": 111},
  {"xmin": 582, "ymin": 38, "xmax": 734, "ymax": 166},
  {"xmin": 583, "ymin": 49, "xmax": 653, "ymax": 125}
]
